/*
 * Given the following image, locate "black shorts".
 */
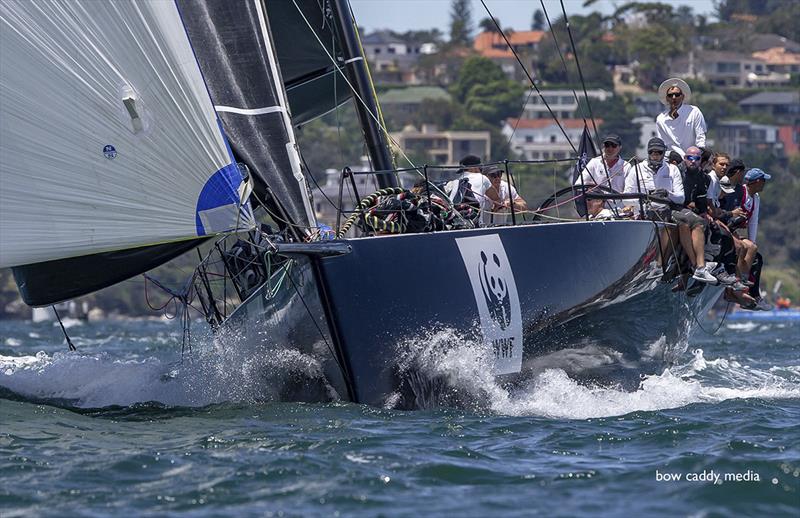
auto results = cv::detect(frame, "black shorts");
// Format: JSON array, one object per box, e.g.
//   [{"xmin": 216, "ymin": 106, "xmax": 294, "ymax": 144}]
[{"xmin": 671, "ymin": 208, "xmax": 708, "ymax": 229}]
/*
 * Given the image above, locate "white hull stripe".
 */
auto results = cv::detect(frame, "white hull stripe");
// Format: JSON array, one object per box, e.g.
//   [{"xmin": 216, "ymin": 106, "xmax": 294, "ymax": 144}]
[{"xmin": 214, "ymin": 105, "xmax": 285, "ymax": 116}]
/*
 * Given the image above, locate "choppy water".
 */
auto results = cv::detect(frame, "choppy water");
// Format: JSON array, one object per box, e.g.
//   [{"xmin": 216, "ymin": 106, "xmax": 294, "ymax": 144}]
[{"xmin": 1, "ymin": 317, "xmax": 798, "ymax": 516}]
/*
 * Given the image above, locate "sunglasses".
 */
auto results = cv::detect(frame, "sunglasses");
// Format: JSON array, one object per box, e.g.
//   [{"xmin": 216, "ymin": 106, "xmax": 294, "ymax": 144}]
[
  {"xmin": 487, "ymin": 172, "xmax": 502, "ymax": 178},
  {"xmin": 666, "ymin": 92, "xmax": 683, "ymax": 98},
  {"xmin": 603, "ymin": 142, "xmax": 619, "ymax": 148},
  {"xmin": 685, "ymin": 155, "xmax": 701, "ymax": 161},
  {"xmin": 648, "ymin": 150, "xmax": 664, "ymax": 155}
]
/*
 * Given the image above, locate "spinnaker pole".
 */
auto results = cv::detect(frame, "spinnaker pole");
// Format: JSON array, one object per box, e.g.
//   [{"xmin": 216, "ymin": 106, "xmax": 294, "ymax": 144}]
[{"xmin": 330, "ymin": 0, "xmax": 397, "ymax": 188}]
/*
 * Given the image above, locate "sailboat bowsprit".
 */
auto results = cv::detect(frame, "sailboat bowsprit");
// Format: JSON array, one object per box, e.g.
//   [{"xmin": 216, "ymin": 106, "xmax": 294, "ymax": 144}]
[{"xmin": 0, "ymin": 0, "xmax": 722, "ymax": 408}]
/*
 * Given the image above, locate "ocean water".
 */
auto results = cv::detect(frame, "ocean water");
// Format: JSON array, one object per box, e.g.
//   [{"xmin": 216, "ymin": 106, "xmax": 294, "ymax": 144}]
[{"xmin": 1, "ymin": 316, "xmax": 798, "ymax": 517}]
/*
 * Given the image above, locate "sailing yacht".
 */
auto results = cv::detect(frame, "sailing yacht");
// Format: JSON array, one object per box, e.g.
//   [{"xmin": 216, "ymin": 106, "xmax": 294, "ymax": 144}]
[{"xmin": 0, "ymin": 0, "xmax": 722, "ymax": 408}]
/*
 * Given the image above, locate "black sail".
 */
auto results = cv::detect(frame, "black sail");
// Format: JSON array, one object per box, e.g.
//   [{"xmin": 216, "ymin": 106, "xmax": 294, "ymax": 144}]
[
  {"xmin": 269, "ymin": 0, "xmax": 352, "ymax": 126},
  {"xmin": 176, "ymin": 0, "xmax": 313, "ymax": 232}
]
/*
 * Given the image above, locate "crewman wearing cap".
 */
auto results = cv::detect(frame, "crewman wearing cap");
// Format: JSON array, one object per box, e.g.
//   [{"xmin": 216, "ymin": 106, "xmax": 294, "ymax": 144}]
[
  {"xmin": 445, "ymin": 154, "xmax": 500, "ymax": 223},
  {"xmin": 738, "ymin": 168, "xmax": 772, "ymax": 310},
  {"xmin": 574, "ymin": 133, "xmax": 628, "ymax": 193},
  {"xmin": 655, "ymin": 77, "xmax": 707, "ymax": 157}
]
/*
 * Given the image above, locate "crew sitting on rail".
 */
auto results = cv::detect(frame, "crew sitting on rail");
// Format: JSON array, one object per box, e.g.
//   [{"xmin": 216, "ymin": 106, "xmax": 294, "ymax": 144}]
[
  {"xmin": 481, "ymin": 166, "xmax": 528, "ymax": 225},
  {"xmin": 716, "ymin": 160, "xmax": 763, "ymax": 309},
  {"xmin": 621, "ymin": 137, "xmax": 684, "ymax": 270},
  {"xmin": 671, "ymin": 146, "xmax": 717, "ymax": 284},
  {"xmin": 622, "ymin": 137, "xmax": 684, "ymax": 218},
  {"xmin": 445, "ymin": 154, "xmax": 500, "ymax": 225},
  {"xmin": 574, "ymin": 133, "xmax": 628, "ymax": 193},
  {"xmin": 734, "ymin": 168, "xmax": 772, "ymax": 311}
]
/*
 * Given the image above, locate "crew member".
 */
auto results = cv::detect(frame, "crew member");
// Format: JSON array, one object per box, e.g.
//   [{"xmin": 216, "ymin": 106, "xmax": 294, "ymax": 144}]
[
  {"xmin": 482, "ymin": 166, "xmax": 527, "ymax": 225},
  {"xmin": 575, "ymin": 134, "xmax": 628, "ymax": 193},
  {"xmin": 655, "ymin": 78, "xmax": 707, "ymax": 157}
]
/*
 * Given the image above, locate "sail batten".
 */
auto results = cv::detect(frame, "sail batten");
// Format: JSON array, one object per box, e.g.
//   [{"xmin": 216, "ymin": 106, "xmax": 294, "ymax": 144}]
[{"xmin": 0, "ymin": 0, "xmax": 253, "ymax": 269}]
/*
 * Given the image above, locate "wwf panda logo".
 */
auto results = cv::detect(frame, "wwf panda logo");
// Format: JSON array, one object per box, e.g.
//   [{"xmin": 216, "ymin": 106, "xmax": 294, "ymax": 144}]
[{"xmin": 478, "ymin": 250, "xmax": 512, "ymax": 330}]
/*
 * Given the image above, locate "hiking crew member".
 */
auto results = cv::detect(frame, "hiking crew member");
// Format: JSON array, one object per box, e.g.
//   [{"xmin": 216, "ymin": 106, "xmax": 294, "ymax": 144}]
[
  {"xmin": 671, "ymin": 146, "xmax": 716, "ymax": 284},
  {"xmin": 738, "ymin": 168, "xmax": 772, "ymax": 311},
  {"xmin": 623, "ymin": 137, "xmax": 685, "ymax": 213},
  {"xmin": 623, "ymin": 137, "xmax": 684, "ymax": 268},
  {"xmin": 575, "ymin": 133, "xmax": 628, "ymax": 193},
  {"xmin": 655, "ymin": 78, "xmax": 707, "ymax": 157},
  {"xmin": 717, "ymin": 160, "xmax": 760, "ymax": 298},
  {"xmin": 707, "ymin": 152, "xmax": 729, "ymax": 214}
]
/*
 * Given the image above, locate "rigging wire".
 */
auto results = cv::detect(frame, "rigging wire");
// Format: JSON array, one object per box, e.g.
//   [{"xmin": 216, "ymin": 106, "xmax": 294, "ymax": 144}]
[
  {"xmin": 558, "ymin": 1, "xmax": 606, "ymax": 174},
  {"xmin": 478, "ymin": 0, "xmax": 577, "ymax": 154},
  {"xmin": 538, "ymin": 0, "xmax": 587, "ymax": 125}
]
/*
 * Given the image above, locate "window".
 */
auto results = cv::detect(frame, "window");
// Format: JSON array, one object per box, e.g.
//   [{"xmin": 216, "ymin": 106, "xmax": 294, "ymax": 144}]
[
  {"xmin": 388, "ymin": 47, "xmax": 396, "ymax": 54},
  {"xmin": 375, "ymin": 48, "xmax": 381, "ymax": 54},
  {"xmin": 525, "ymin": 135, "xmax": 533, "ymax": 143},
  {"xmin": 550, "ymin": 135, "xmax": 557, "ymax": 143}
]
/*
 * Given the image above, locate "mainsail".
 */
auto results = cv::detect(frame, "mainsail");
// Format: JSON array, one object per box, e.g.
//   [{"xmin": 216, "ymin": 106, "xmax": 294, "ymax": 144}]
[{"xmin": 0, "ymin": 1, "xmax": 253, "ymax": 302}]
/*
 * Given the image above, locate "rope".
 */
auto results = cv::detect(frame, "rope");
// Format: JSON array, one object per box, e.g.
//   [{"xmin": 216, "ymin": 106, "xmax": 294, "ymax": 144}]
[
  {"xmin": 52, "ymin": 306, "xmax": 76, "ymax": 351},
  {"xmin": 336, "ymin": 187, "xmax": 405, "ymax": 237}
]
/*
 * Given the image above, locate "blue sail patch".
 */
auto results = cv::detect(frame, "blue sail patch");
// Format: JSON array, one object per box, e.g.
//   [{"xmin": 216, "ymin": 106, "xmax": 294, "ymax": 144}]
[{"xmin": 195, "ymin": 163, "xmax": 251, "ymax": 235}]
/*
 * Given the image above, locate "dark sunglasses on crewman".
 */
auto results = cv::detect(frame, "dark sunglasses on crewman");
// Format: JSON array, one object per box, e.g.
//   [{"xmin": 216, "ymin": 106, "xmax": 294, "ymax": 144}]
[
  {"xmin": 603, "ymin": 142, "xmax": 619, "ymax": 148},
  {"xmin": 667, "ymin": 92, "xmax": 683, "ymax": 98},
  {"xmin": 685, "ymin": 155, "xmax": 701, "ymax": 161}
]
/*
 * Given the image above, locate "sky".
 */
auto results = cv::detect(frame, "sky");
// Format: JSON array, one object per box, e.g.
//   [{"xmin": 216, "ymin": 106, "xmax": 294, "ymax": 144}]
[{"xmin": 351, "ymin": 0, "xmax": 718, "ymax": 33}]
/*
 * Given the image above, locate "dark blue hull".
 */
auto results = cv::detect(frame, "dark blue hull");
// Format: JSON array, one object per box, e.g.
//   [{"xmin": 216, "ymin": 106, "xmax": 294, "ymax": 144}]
[
  {"xmin": 316, "ymin": 220, "xmax": 721, "ymax": 406},
  {"xmin": 229, "ymin": 220, "xmax": 721, "ymax": 407}
]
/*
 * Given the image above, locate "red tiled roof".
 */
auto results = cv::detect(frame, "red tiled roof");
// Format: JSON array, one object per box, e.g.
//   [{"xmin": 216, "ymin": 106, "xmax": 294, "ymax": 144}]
[
  {"xmin": 752, "ymin": 47, "xmax": 800, "ymax": 65},
  {"xmin": 474, "ymin": 31, "xmax": 545, "ymax": 58}
]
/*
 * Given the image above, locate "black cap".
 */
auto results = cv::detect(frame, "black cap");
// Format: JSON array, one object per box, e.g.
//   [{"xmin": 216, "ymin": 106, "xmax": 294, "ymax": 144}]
[
  {"xmin": 484, "ymin": 165, "xmax": 502, "ymax": 177},
  {"xmin": 647, "ymin": 137, "xmax": 667, "ymax": 152},
  {"xmin": 602, "ymin": 134, "xmax": 621, "ymax": 146},
  {"xmin": 459, "ymin": 154, "xmax": 481, "ymax": 167},
  {"xmin": 726, "ymin": 158, "xmax": 745, "ymax": 175}
]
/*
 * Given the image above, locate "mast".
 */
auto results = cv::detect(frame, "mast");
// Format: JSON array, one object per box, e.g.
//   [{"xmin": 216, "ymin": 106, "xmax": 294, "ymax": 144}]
[{"xmin": 330, "ymin": 0, "xmax": 397, "ymax": 188}]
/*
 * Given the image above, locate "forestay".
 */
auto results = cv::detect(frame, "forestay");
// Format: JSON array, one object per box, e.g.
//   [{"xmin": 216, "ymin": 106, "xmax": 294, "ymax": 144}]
[{"xmin": 0, "ymin": 0, "xmax": 253, "ymax": 268}]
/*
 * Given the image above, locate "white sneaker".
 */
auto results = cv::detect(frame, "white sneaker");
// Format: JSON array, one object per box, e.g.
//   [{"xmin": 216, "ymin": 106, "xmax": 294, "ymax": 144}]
[{"xmin": 692, "ymin": 264, "xmax": 717, "ymax": 284}]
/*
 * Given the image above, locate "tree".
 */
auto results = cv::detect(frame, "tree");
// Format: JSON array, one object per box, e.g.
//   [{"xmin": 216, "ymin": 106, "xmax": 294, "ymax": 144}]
[
  {"xmin": 578, "ymin": 96, "xmax": 641, "ymax": 156},
  {"xmin": 449, "ymin": 0, "xmax": 473, "ymax": 46},
  {"xmin": 478, "ymin": 17, "xmax": 500, "ymax": 34},
  {"xmin": 451, "ymin": 56, "xmax": 508, "ymax": 103},
  {"xmin": 532, "ymin": 9, "xmax": 545, "ymax": 30}
]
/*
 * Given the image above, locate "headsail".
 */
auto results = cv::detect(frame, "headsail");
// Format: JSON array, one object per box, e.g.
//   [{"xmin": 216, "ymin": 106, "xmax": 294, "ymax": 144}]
[{"xmin": 0, "ymin": 0, "xmax": 253, "ymax": 269}]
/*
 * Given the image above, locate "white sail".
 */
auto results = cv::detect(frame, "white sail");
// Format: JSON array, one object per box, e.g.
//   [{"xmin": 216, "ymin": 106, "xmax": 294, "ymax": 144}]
[{"xmin": 0, "ymin": 0, "xmax": 254, "ymax": 268}]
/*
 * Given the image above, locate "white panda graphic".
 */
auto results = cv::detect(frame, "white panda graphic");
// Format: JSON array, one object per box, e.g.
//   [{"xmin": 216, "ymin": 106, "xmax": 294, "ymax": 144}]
[{"xmin": 478, "ymin": 250, "xmax": 512, "ymax": 330}]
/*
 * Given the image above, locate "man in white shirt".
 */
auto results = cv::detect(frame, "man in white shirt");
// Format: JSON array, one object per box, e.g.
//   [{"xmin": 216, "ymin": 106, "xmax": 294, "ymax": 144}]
[
  {"xmin": 623, "ymin": 137, "xmax": 685, "ymax": 212},
  {"xmin": 481, "ymin": 166, "xmax": 527, "ymax": 225},
  {"xmin": 574, "ymin": 133, "xmax": 628, "ymax": 193},
  {"xmin": 445, "ymin": 154, "xmax": 500, "ymax": 224},
  {"xmin": 623, "ymin": 137, "xmax": 684, "ymax": 274},
  {"xmin": 655, "ymin": 78, "xmax": 707, "ymax": 157}
]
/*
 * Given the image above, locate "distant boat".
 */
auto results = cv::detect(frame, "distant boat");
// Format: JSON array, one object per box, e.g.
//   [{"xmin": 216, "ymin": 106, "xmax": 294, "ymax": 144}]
[
  {"xmin": 1, "ymin": 0, "xmax": 722, "ymax": 407},
  {"xmin": 726, "ymin": 309, "xmax": 800, "ymax": 322}
]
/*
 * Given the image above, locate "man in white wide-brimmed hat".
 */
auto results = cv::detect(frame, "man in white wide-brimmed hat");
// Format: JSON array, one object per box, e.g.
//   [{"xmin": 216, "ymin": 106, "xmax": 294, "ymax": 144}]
[{"xmin": 655, "ymin": 77, "xmax": 707, "ymax": 157}]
